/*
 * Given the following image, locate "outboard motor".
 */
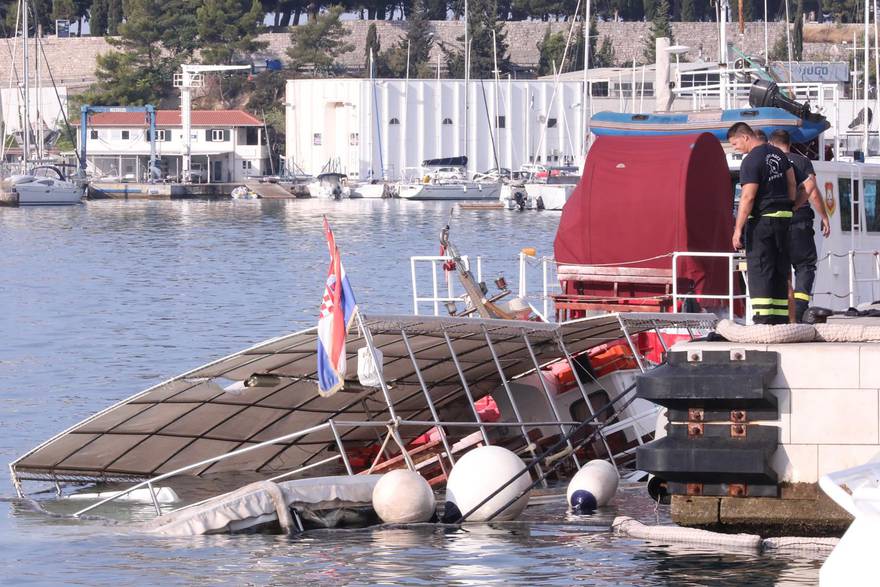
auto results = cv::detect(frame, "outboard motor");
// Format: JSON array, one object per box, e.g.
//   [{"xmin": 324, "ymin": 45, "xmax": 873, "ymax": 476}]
[
  {"xmin": 513, "ymin": 189, "xmax": 527, "ymax": 211},
  {"xmin": 748, "ymin": 79, "xmax": 829, "ymax": 129}
]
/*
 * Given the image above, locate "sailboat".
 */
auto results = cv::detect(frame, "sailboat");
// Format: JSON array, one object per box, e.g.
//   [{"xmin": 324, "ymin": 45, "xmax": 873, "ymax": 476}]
[{"xmin": 0, "ymin": 0, "xmax": 85, "ymax": 206}]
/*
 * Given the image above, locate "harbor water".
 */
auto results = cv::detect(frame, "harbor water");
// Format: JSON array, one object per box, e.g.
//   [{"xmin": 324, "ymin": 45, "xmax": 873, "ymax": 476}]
[{"xmin": 0, "ymin": 199, "xmax": 825, "ymax": 585}]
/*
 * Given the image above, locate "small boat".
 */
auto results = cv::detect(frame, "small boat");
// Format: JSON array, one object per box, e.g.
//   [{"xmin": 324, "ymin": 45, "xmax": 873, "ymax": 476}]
[
  {"xmin": 590, "ymin": 106, "xmax": 830, "ymax": 144},
  {"xmin": 307, "ymin": 172, "xmax": 351, "ymax": 199},
  {"xmin": 397, "ymin": 157, "xmax": 501, "ymax": 201},
  {"xmin": 349, "ymin": 180, "xmax": 388, "ymax": 199},
  {"xmin": 230, "ymin": 185, "xmax": 260, "ymax": 200},
  {"xmin": 0, "ymin": 165, "xmax": 85, "ymax": 206}
]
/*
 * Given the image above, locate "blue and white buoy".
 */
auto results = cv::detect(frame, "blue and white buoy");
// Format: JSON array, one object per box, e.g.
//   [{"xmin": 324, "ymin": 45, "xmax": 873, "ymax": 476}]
[{"xmin": 566, "ymin": 460, "xmax": 619, "ymax": 514}]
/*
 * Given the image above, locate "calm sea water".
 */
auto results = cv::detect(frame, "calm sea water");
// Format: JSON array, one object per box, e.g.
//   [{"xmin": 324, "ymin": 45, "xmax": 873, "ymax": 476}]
[{"xmin": 0, "ymin": 199, "xmax": 824, "ymax": 585}]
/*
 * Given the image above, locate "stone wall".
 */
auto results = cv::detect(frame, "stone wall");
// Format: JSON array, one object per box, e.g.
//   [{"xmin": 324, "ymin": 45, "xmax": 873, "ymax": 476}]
[{"xmin": 0, "ymin": 21, "xmax": 855, "ymax": 91}]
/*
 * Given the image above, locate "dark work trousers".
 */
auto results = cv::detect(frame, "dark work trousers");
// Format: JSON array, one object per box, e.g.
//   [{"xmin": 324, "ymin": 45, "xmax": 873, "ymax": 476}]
[
  {"xmin": 789, "ymin": 207, "xmax": 817, "ymax": 323},
  {"xmin": 745, "ymin": 216, "xmax": 791, "ymax": 324}
]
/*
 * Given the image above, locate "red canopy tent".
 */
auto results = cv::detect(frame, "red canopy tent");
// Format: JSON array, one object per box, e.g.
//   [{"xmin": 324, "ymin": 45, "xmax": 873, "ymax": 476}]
[{"xmin": 553, "ymin": 132, "xmax": 735, "ymax": 310}]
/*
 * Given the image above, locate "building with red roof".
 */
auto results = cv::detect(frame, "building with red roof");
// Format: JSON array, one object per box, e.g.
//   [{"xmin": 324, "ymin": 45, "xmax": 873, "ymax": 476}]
[{"xmin": 75, "ymin": 109, "xmax": 269, "ymax": 183}]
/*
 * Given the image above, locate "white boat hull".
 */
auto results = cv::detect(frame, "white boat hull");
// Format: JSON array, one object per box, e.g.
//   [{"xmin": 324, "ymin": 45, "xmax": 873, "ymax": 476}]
[
  {"xmin": 525, "ymin": 183, "xmax": 576, "ymax": 211},
  {"xmin": 397, "ymin": 182, "xmax": 501, "ymax": 201},
  {"xmin": 1, "ymin": 179, "xmax": 84, "ymax": 206},
  {"xmin": 350, "ymin": 183, "xmax": 387, "ymax": 199}
]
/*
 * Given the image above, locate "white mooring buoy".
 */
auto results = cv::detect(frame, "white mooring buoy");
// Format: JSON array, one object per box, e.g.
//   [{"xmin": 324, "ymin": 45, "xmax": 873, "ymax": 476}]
[
  {"xmin": 444, "ymin": 445, "xmax": 531, "ymax": 522},
  {"xmin": 566, "ymin": 459, "xmax": 620, "ymax": 513},
  {"xmin": 372, "ymin": 469, "xmax": 436, "ymax": 524}
]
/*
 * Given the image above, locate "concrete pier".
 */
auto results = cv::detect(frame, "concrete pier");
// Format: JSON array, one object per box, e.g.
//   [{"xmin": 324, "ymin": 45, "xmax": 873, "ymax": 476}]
[
  {"xmin": 87, "ymin": 181, "xmax": 306, "ymax": 200},
  {"xmin": 652, "ymin": 338, "xmax": 880, "ymax": 537}
]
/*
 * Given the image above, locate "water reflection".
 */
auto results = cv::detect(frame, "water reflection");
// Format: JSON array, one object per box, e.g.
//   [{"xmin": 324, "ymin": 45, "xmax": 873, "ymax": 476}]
[{"xmin": 0, "ymin": 200, "xmax": 826, "ymax": 585}]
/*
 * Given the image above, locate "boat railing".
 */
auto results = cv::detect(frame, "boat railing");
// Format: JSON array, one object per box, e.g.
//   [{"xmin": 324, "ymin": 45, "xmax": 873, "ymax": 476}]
[
  {"xmin": 69, "ymin": 406, "xmax": 638, "ymax": 520},
  {"xmin": 847, "ymin": 250, "xmax": 880, "ymax": 308},
  {"xmin": 671, "ymin": 251, "xmax": 750, "ymax": 321},
  {"xmin": 410, "ymin": 255, "xmax": 482, "ymax": 315}
]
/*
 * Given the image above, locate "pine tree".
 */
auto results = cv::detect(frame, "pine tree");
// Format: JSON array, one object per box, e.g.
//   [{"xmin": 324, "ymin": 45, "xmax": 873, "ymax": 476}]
[
  {"xmin": 287, "ymin": 5, "xmax": 354, "ymax": 76},
  {"xmin": 197, "ymin": 0, "xmax": 267, "ymax": 64},
  {"xmin": 83, "ymin": 0, "xmax": 199, "ymax": 104},
  {"xmin": 106, "ymin": 0, "xmax": 122, "ymax": 35},
  {"xmin": 89, "ymin": 0, "xmax": 107, "ymax": 36},
  {"xmin": 642, "ymin": 0, "xmax": 673, "ymax": 65},
  {"xmin": 792, "ymin": 0, "xmax": 804, "ymax": 61},
  {"xmin": 443, "ymin": 0, "xmax": 510, "ymax": 78},
  {"xmin": 365, "ymin": 22, "xmax": 381, "ymax": 73},
  {"xmin": 383, "ymin": 0, "xmax": 434, "ymax": 77},
  {"xmin": 594, "ymin": 35, "xmax": 616, "ymax": 68},
  {"xmin": 680, "ymin": 0, "xmax": 695, "ymax": 21}
]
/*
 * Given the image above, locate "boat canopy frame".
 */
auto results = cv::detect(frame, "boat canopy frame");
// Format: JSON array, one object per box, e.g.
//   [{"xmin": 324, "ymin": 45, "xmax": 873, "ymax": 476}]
[{"xmin": 9, "ymin": 312, "xmax": 716, "ymax": 514}]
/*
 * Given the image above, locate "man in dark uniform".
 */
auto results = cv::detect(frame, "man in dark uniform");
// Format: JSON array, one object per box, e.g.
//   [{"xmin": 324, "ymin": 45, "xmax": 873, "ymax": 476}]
[
  {"xmin": 768, "ymin": 129, "xmax": 832, "ymax": 322},
  {"xmin": 727, "ymin": 122, "xmax": 797, "ymax": 324}
]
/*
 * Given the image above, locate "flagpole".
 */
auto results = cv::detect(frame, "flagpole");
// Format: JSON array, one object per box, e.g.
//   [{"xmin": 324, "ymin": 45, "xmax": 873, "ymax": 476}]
[{"xmin": 354, "ymin": 311, "xmax": 416, "ymax": 470}]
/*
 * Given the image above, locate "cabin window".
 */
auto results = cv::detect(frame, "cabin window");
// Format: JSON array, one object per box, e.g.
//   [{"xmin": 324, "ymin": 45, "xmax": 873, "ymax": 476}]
[
  {"xmin": 121, "ymin": 130, "xmax": 130, "ymax": 140},
  {"xmin": 547, "ymin": 118, "xmax": 557, "ymax": 128},
  {"xmin": 89, "ymin": 129, "xmax": 98, "ymax": 140},
  {"xmin": 496, "ymin": 115, "xmax": 506, "ymax": 129},
  {"xmin": 389, "ymin": 118, "xmax": 400, "ymax": 125},
  {"xmin": 442, "ymin": 118, "xmax": 453, "ymax": 125},
  {"xmin": 839, "ymin": 178, "xmax": 858, "ymax": 232},
  {"xmin": 865, "ymin": 180, "xmax": 880, "ymax": 232}
]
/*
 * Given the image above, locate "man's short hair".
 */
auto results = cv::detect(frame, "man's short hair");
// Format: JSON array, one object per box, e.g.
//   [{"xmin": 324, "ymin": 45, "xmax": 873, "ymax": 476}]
[
  {"xmin": 769, "ymin": 129, "xmax": 792, "ymax": 147},
  {"xmin": 727, "ymin": 122, "xmax": 755, "ymax": 139},
  {"xmin": 755, "ymin": 129, "xmax": 768, "ymax": 142}
]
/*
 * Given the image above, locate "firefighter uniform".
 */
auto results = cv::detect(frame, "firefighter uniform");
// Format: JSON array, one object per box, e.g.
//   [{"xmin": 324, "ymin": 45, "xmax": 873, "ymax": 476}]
[
  {"xmin": 785, "ymin": 152, "xmax": 818, "ymax": 322},
  {"xmin": 740, "ymin": 143, "xmax": 794, "ymax": 324}
]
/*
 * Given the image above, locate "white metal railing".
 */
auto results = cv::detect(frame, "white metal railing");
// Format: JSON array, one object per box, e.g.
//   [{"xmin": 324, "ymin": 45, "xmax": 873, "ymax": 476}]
[
  {"xmin": 410, "ymin": 255, "xmax": 481, "ymax": 315},
  {"xmin": 848, "ymin": 250, "xmax": 880, "ymax": 308},
  {"xmin": 518, "ymin": 253, "xmax": 561, "ymax": 320},
  {"xmin": 672, "ymin": 252, "xmax": 749, "ymax": 321}
]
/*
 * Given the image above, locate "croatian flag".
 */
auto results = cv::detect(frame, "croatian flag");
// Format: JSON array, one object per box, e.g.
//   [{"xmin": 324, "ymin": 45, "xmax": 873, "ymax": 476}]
[{"xmin": 317, "ymin": 217, "xmax": 358, "ymax": 397}]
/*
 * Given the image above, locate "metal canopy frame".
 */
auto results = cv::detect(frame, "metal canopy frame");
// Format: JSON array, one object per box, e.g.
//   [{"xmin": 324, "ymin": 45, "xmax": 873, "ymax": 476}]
[{"xmin": 9, "ymin": 312, "xmax": 717, "ymax": 516}]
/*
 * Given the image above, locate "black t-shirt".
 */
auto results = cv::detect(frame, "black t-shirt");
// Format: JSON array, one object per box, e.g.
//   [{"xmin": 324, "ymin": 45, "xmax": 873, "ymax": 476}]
[
  {"xmin": 739, "ymin": 143, "xmax": 793, "ymax": 214},
  {"xmin": 787, "ymin": 152, "xmax": 816, "ymax": 220}
]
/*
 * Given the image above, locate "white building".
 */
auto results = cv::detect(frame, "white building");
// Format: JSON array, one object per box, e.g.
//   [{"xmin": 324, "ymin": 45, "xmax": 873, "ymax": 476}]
[
  {"xmin": 285, "ymin": 78, "xmax": 589, "ymax": 179},
  {"xmin": 76, "ymin": 110, "xmax": 270, "ymax": 182}
]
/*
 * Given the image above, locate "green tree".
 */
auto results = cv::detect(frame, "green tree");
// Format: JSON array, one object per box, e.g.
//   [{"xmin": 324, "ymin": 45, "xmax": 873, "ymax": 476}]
[
  {"xmin": 83, "ymin": 0, "xmax": 198, "ymax": 105},
  {"xmin": 364, "ymin": 22, "xmax": 380, "ymax": 72},
  {"xmin": 89, "ymin": 0, "xmax": 107, "ymax": 36},
  {"xmin": 197, "ymin": 0, "xmax": 267, "ymax": 64},
  {"xmin": 680, "ymin": 0, "xmax": 695, "ymax": 21},
  {"xmin": 642, "ymin": 0, "xmax": 673, "ymax": 65},
  {"xmin": 769, "ymin": 30, "xmax": 788, "ymax": 61},
  {"xmin": 593, "ymin": 35, "xmax": 616, "ymax": 68},
  {"xmin": 287, "ymin": 5, "xmax": 354, "ymax": 76},
  {"xmin": 383, "ymin": 0, "xmax": 434, "ymax": 78},
  {"xmin": 106, "ymin": 0, "xmax": 122, "ymax": 35},
  {"xmin": 792, "ymin": 0, "xmax": 804, "ymax": 61},
  {"xmin": 443, "ymin": 0, "xmax": 510, "ymax": 78}
]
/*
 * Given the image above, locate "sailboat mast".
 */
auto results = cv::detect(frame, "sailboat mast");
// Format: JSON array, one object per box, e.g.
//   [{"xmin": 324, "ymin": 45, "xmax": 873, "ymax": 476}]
[
  {"xmin": 22, "ymin": 0, "xmax": 29, "ymax": 169},
  {"xmin": 864, "ymin": 0, "xmax": 870, "ymax": 155},
  {"xmin": 582, "ymin": 0, "xmax": 590, "ymax": 157},
  {"xmin": 36, "ymin": 24, "xmax": 42, "ymax": 160}
]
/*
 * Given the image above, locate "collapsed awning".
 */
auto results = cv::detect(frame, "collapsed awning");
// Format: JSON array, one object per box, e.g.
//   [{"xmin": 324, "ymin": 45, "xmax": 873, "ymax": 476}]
[{"xmin": 11, "ymin": 312, "xmax": 715, "ymax": 484}]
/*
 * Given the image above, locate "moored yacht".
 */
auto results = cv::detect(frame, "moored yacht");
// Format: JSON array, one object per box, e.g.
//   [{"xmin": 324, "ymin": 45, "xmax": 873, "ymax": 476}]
[
  {"xmin": 0, "ymin": 165, "xmax": 85, "ymax": 206},
  {"xmin": 397, "ymin": 157, "xmax": 502, "ymax": 201}
]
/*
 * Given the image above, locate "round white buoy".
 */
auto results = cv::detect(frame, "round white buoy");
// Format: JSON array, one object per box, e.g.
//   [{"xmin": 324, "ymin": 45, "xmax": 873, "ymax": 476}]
[
  {"xmin": 444, "ymin": 445, "xmax": 531, "ymax": 522},
  {"xmin": 566, "ymin": 459, "xmax": 619, "ymax": 514},
  {"xmin": 372, "ymin": 469, "xmax": 436, "ymax": 524}
]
